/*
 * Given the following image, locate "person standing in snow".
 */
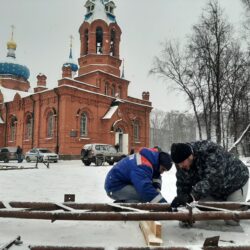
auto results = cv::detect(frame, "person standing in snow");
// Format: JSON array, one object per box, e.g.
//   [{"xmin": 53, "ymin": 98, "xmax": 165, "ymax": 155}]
[
  {"xmin": 170, "ymin": 140, "xmax": 249, "ymax": 209},
  {"xmin": 16, "ymin": 145, "xmax": 23, "ymax": 163},
  {"xmin": 104, "ymin": 147, "xmax": 173, "ymax": 203}
]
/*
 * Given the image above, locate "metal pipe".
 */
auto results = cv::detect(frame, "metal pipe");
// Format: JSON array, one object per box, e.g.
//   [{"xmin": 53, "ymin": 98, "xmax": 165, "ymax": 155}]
[
  {"xmin": 0, "ymin": 201, "xmax": 249, "ymax": 212},
  {"xmin": 1, "ymin": 201, "xmax": 171, "ymax": 211},
  {"xmin": 119, "ymin": 247, "xmax": 250, "ymax": 250},
  {"xmin": 29, "ymin": 247, "xmax": 104, "ymax": 250},
  {"xmin": 118, "ymin": 248, "xmax": 189, "ymax": 250},
  {"xmin": 1, "ymin": 210, "xmax": 250, "ymax": 221},
  {"xmin": 27, "ymin": 246, "xmax": 250, "ymax": 250}
]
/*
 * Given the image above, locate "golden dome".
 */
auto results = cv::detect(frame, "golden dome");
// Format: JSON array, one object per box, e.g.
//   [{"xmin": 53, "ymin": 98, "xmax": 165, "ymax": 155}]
[
  {"xmin": 7, "ymin": 25, "xmax": 17, "ymax": 50},
  {"xmin": 7, "ymin": 39, "xmax": 17, "ymax": 50}
]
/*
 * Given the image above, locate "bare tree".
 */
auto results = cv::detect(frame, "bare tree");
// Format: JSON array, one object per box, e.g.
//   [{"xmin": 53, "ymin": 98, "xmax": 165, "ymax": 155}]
[
  {"xmin": 150, "ymin": 41, "xmax": 203, "ymax": 139},
  {"xmin": 151, "ymin": 0, "xmax": 249, "ymax": 146},
  {"xmin": 188, "ymin": 0, "xmax": 234, "ymax": 144}
]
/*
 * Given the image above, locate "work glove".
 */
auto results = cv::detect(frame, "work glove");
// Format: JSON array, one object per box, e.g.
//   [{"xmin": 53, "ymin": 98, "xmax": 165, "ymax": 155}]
[{"xmin": 170, "ymin": 194, "xmax": 193, "ymax": 208}]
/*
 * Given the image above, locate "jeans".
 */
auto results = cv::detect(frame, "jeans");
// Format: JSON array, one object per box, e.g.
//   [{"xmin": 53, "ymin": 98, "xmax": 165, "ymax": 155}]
[
  {"xmin": 17, "ymin": 154, "xmax": 23, "ymax": 163},
  {"xmin": 199, "ymin": 179, "xmax": 249, "ymax": 202},
  {"xmin": 200, "ymin": 179, "xmax": 249, "ymax": 226},
  {"xmin": 226, "ymin": 179, "xmax": 249, "ymax": 202},
  {"xmin": 107, "ymin": 185, "xmax": 143, "ymax": 203}
]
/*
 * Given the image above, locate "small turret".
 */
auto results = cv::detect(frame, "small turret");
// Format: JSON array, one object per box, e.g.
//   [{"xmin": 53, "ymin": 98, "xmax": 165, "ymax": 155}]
[
  {"xmin": 62, "ymin": 64, "xmax": 72, "ymax": 78},
  {"xmin": 142, "ymin": 91, "xmax": 150, "ymax": 101},
  {"xmin": 34, "ymin": 73, "xmax": 48, "ymax": 93}
]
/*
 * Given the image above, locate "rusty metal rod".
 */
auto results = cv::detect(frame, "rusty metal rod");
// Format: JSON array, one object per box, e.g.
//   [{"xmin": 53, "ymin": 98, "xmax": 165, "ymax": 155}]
[
  {"xmin": 197, "ymin": 202, "xmax": 250, "ymax": 210},
  {"xmin": 1, "ymin": 210, "xmax": 250, "ymax": 221},
  {"xmin": 26, "ymin": 246, "xmax": 250, "ymax": 250},
  {"xmin": 29, "ymin": 247, "xmax": 104, "ymax": 250},
  {"xmin": 28, "ymin": 246, "xmax": 250, "ymax": 250},
  {"xmin": 118, "ymin": 248, "xmax": 189, "ymax": 250},
  {"xmin": 1, "ymin": 201, "xmax": 249, "ymax": 211},
  {"xmin": 0, "ymin": 201, "xmax": 169, "ymax": 211},
  {"xmin": 119, "ymin": 247, "xmax": 250, "ymax": 250}
]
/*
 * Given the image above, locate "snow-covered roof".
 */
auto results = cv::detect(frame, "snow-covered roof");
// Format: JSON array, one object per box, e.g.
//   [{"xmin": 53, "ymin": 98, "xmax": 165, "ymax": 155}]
[
  {"xmin": 102, "ymin": 105, "xmax": 118, "ymax": 119},
  {"xmin": 0, "ymin": 86, "xmax": 31, "ymax": 103},
  {"xmin": 58, "ymin": 84, "xmax": 152, "ymax": 108},
  {"xmin": 76, "ymin": 69, "xmax": 129, "ymax": 82}
]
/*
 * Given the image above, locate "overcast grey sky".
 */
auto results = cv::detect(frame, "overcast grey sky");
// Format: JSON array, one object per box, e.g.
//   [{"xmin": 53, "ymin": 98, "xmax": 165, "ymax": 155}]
[{"xmin": 0, "ymin": 0, "xmax": 245, "ymax": 112}]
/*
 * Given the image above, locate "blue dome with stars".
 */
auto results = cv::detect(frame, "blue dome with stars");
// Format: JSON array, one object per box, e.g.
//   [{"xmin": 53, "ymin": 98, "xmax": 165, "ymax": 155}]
[
  {"xmin": 0, "ymin": 34, "xmax": 30, "ymax": 81},
  {"xmin": 0, "ymin": 58, "xmax": 30, "ymax": 80}
]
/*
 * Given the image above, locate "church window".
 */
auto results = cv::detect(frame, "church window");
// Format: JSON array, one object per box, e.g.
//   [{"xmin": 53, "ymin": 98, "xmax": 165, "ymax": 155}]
[
  {"xmin": 118, "ymin": 86, "xmax": 122, "ymax": 98},
  {"xmin": 47, "ymin": 111, "xmax": 54, "ymax": 138},
  {"xmin": 85, "ymin": 29, "xmax": 89, "ymax": 54},
  {"xmin": 10, "ymin": 116, "xmax": 17, "ymax": 141},
  {"xmin": 80, "ymin": 113, "xmax": 88, "ymax": 137},
  {"xmin": 133, "ymin": 121, "xmax": 140, "ymax": 142},
  {"xmin": 25, "ymin": 115, "xmax": 33, "ymax": 140},
  {"xmin": 110, "ymin": 29, "xmax": 116, "ymax": 56},
  {"xmin": 111, "ymin": 85, "xmax": 115, "ymax": 97},
  {"xmin": 105, "ymin": 82, "xmax": 109, "ymax": 95},
  {"xmin": 96, "ymin": 27, "xmax": 103, "ymax": 54}
]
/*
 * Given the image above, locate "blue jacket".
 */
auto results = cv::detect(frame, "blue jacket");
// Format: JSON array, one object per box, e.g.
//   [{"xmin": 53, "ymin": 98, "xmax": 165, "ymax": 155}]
[{"xmin": 104, "ymin": 148, "xmax": 167, "ymax": 203}]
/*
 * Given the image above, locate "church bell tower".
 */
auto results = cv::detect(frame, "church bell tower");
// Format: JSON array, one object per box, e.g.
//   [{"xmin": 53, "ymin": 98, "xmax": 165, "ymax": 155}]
[{"xmin": 78, "ymin": 0, "xmax": 122, "ymax": 77}]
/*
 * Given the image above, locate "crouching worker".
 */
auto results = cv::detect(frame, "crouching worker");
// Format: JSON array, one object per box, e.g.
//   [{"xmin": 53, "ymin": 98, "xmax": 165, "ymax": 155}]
[
  {"xmin": 104, "ymin": 147, "xmax": 172, "ymax": 203},
  {"xmin": 170, "ymin": 141, "xmax": 249, "ymax": 209}
]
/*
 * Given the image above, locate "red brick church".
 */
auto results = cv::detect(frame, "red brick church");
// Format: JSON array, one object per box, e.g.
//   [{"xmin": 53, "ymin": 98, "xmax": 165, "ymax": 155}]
[{"xmin": 0, "ymin": 0, "xmax": 152, "ymax": 158}]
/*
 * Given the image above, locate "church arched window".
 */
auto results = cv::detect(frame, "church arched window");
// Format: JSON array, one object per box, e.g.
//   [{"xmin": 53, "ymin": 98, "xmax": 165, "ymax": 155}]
[
  {"xmin": 80, "ymin": 112, "xmax": 88, "ymax": 137},
  {"xmin": 133, "ymin": 120, "xmax": 140, "ymax": 142},
  {"xmin": 47, "ymin": 111, "xmax": 54, "ymax": 138},
  {"xmin": 25, "ymin": 114, "xmax": 33, "ymax": 140},
  {"xmin": 110, "ymin": 29, "xmax": 116, "ymax": 56},
  {"xmin": 84, "ymin": 29, "xmax": 89, "ymax": 54},
  {"xmin": 105, "ymin": 82, "xmax": 109, "ymax": 95},
  {"xmin": 111, "ymin": 85, "xmax": 115, "ymax": 97},
  {"xmin": 10, "ymin": 116, "xmax": 17, "ymax": 141},
  {"xmin": 96, "ymin": 27, "xmax": 103, "ymax": 54}
]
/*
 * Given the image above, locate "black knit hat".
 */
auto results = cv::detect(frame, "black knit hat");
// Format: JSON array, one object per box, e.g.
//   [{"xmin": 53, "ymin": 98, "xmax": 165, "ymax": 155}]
[
  {"xmin": 159, "ymin": 152, "xmax": 172, "ymax": 170},
  {"xmin": 171, "ymin": 143, "xmax": 193, "ymax": 164}
]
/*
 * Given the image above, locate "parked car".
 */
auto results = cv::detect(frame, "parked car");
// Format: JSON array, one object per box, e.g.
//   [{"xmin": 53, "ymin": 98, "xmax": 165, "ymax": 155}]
[
  {"xmin": 25, "ymin": 148, "xmax": 59, "ymax": 163},
  {"xmin": 0, "ymin": 147, "xmax": 20, "ymax": 163},
  {"xmin": 81, "ymin": 143, "xmax": 126, "ymax": 166}
]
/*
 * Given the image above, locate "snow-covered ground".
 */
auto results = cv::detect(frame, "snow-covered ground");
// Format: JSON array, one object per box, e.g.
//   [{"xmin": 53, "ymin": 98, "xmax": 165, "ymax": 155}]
[{"xmin": 0, "ymin": 160, "xmax": 250, "ymax": 249}]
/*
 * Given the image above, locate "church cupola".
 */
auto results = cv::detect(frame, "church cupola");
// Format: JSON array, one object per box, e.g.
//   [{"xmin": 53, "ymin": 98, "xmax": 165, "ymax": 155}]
[
  {"xmin": 78, "ymin": 0, "xmax": 122, "ymax": 77},
  {"xmin": 62, "ymin": 36, "xmax": 78, "ymax": 75},
  {"xmin": 0, "ymin": 26, "xmax": 30, "ymax": 91}
]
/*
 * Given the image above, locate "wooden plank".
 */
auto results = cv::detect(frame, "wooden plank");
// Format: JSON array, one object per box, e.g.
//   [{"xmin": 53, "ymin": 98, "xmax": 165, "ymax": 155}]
[{"xmin": 139, "ymin": 221, "xmax": 162, "ymax": 246}]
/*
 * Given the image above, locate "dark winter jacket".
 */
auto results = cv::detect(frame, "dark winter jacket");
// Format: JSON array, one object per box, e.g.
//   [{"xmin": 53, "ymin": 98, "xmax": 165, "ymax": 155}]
[
  {"xmin": 176, "ymin": 140, "xmax": 249, "ymax": 200},
  {"xmin": 104, "ymin": 148, "xmax": 167, "ymax": 203},
  {"xmin": 16, "ymin": 146, "xmax": 23, "ymax": 155}
]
